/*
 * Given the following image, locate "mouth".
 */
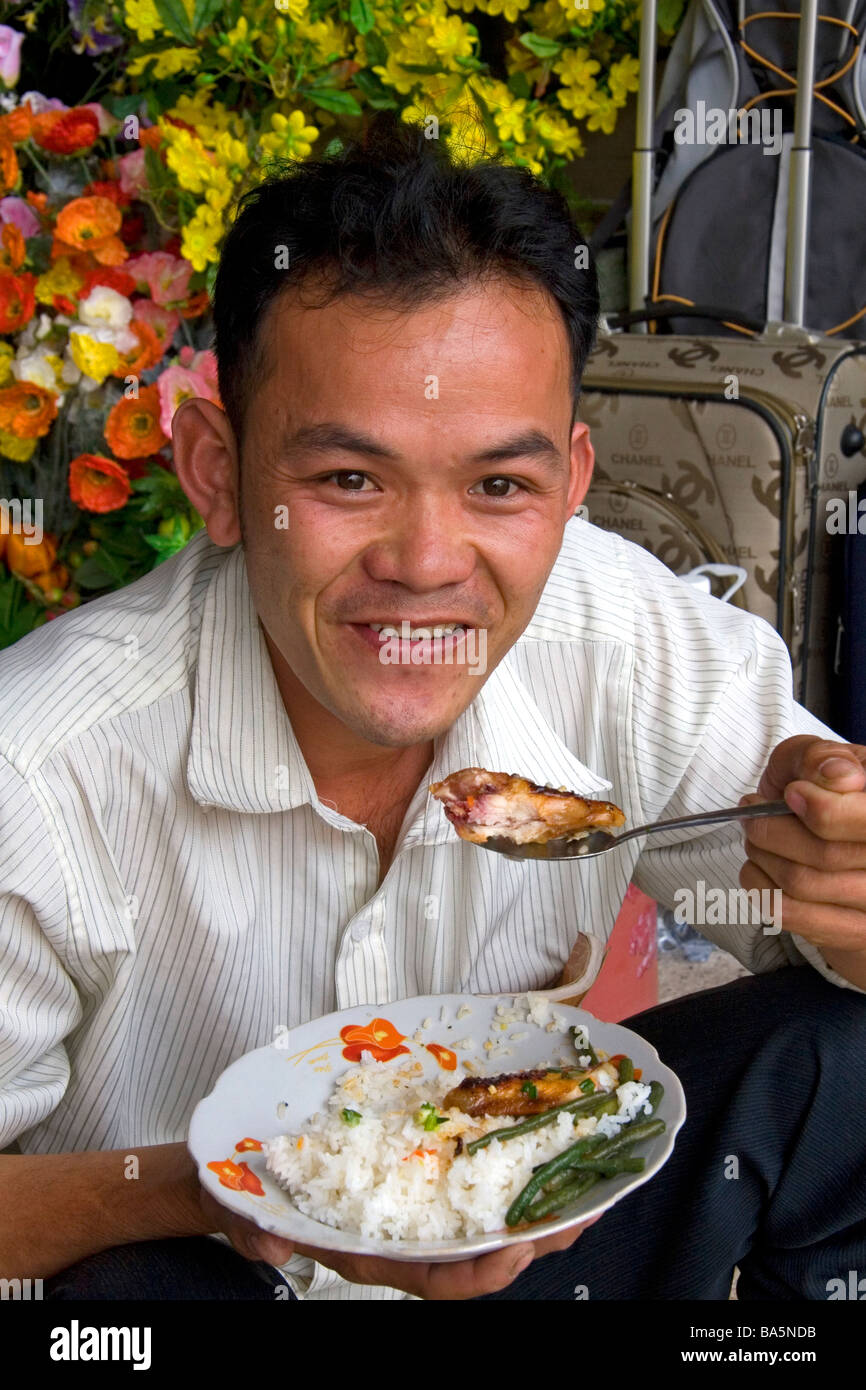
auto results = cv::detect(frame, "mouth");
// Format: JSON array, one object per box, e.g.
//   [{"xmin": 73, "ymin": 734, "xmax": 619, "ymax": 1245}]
[{"xmin": 349, "ymin": 620, "xmax": 478, "ymax": 656}]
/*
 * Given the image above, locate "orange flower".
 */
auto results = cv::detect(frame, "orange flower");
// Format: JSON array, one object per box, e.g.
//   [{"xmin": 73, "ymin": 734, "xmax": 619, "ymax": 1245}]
[
  {"xmin": 104, "ymin": 385, "xmax": 168, "ymax": 459},
  {"xmin": 340, "ymin": 1016, "xmax": 410, "ymax": 1063},
  {"xmin": 0, "ymin": 381, "xmax": 57, "ymax": 437},
  {"xmin": 0, "ymin": 271, "xmax": 35, "ymax": 333},
  {"xmin": 0, "ymin": 138, "xmax": 19, "ymax": 196},
  {"xmin": 111, "ymin": 319, "xmax": 163, "ymax": 377},
  {"xmin": 32, "ymin": 563, "xmax": 70, "ymax": 595},
  {"xmin": 180, "ymin": 289, "xmax": 211, "ymax": 320},
  {"xmin": 206, "ymin": 1158, "xmax": 264, "ymax": 1196},
  {"xmin": 425, "ymin": 1043, "xmax": 458, "ymax": 1071},
  {"xmin": 0, "ymin": 223, "xmax": 25, "ymax": 271},
  {"xmin": 55, "ymin": 196, "xmax": 121, "ymax": 252},
  {"xmin": 69, "ymin": 453, "xmax": 131, "ymax": 513},
  {"xmin": 0, "ymin": 103, "xmax": 33, "ymax": 144},
  {"xmin": 138, "ymin": 126, "xmax": 163, "ymax": 150},
  {"xmin": 235, "ymin": 1138, "xmax": 263, "ymax": 1152},
  {"xmin": 26, "ymin": 191, "xmax": 47, "ymax": 213},
  {"xmin": 33, "ymin": 107, "xmax": 100, "ymax": 155},
  {"xmin": 5, "ymin": 531, "xmax": 57, "ymax": 578}
]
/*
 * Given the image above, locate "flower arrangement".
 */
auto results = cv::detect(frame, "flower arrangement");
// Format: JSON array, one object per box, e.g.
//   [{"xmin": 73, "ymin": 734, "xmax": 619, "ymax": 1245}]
[{"xmin": 0, "ymin": 0, "xmax": 685, "ymax": 645}]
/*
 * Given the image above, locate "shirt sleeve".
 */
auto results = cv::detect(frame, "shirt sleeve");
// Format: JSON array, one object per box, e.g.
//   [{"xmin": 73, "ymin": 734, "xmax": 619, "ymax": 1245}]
[
  {"xmin": 624, "ymin": 551, "xmax": 864, "ymax": 994},
  {"xmin": 0, "ymin": 753, "xmax": 81, "ymax": 1148}
]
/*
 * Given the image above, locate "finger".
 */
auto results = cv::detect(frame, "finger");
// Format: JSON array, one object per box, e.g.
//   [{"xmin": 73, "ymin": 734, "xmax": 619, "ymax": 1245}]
[
  {"xmin": 200, "ymin": 1190, "xmax": 295, "ymax": 1265},
  {"xmin": 744, "ymin": 843, "xmax": 866, "ymax": 911},
  {"xmin": 528, "ymin": 1214, "xmax": 602, "ymax": 1261},
  {"xmin": 740, "ymin": 859, "xmax": 866, "ymax": 952},
  {"xmin": 756, "ymin": 736, "xmax": 866, "ymax": 801},
  {"xmin": 741, "ymin": 795, "xmax": 866, "ymax": 870},
  {"xmin": 291, "ymin": 1241, "xmax": 537, "ymax": 1300}
]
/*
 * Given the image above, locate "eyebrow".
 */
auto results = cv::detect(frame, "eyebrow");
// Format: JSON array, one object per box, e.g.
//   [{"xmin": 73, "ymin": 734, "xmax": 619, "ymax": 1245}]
[{"xmin": 280, "ymin": 423, "xmax": 564, "ymax": 470}]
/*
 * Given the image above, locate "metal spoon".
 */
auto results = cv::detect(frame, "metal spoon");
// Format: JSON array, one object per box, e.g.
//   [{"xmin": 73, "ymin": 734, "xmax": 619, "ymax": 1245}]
[{"xmin": 474, "ymin": 799, "xmax": 792, "ymax": 861}]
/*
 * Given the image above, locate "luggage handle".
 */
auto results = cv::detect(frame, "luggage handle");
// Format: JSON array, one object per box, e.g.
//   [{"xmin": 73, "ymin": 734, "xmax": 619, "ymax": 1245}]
[{"xmin": 606, "ymin": 302, "xmax": 764, "ymax": 334}]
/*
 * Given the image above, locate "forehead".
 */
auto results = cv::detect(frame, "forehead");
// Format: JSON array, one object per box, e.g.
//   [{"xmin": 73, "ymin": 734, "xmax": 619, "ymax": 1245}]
[{"xmin": 252, "ymin": 275, "xmax": 572, "ymax": 409}]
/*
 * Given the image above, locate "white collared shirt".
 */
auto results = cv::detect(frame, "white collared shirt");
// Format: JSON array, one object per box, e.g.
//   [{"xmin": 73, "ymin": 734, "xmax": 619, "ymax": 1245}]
[{"xmin": 0, "ymin": 518, "xmax": 856, "ymax": 1299}]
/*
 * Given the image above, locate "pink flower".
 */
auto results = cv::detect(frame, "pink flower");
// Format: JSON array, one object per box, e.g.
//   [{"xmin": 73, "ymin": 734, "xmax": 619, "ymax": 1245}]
[
  {"xmin": 0, "ymin": 196, "xmax": 40, "ymax": 238},
  {"xmin": 117, "ymin": 149, "xmax": 147, "ymax": 199},
  {"xmin": 131, "ymin": 298, "xmax": 180, "ymax": 352},
  {"xmin": 157, "ymin": 364, "xmax": 219, "ymax": 437},
  {"xmin": 82, "ymin": 102, "xmax": 117, "ymax": 135},
  {"xmin": 126, "ymin": 251, "xmax": 192, "ymax": 307},
  {"xmin": 0, "ymin": 27, "xmax": 23, "ymax": 87},
  {"xmin": 19, "ymin": 91, "xmax": 64, "ymax": 114},
  {"xmin": 178, "ymin": 346, "xmax": 218, "ymax": 388}
]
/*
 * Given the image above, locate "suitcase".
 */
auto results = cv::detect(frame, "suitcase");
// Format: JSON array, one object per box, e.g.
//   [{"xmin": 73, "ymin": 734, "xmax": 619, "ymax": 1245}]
[{"xmin": 582, "ymin": 0, "xmax": 866, "ymax": 725}]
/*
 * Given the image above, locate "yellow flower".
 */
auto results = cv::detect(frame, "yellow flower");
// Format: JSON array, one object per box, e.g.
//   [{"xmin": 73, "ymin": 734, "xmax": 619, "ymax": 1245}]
[
  {"xmin": 534, "ymin": 109, "xmax": 582, "ymax": 158},
  {"xmin": 161, "ymin": 126, "xmax": 217, "ymax": 194},
  {"xmin": 180, "ymin": 204, "xmax": 224, "ymax": 274},
  {"xmin": 609, "ymin": 54, "xmax": 640, "ymax": 106},
  {"xmin": 168, "ymin": 93, "xmax": 236, "ymax": 142},
  {"xmin": 128, "ymin": 46, "xmax": 200, "ymax": 79},
  {"xmin": 296, "ymin": 17, "xmax": 348, "ymax": 64},
  {"xmin": 0, "ymin": 428, "xmax": 36, "ymax": 462},
  {"xmin": 273, "ymin": 0, "xmax": 309, "ymax": 17},
  {"xmin": 123, "ymin": 0, "xmax": 163, "ymax": 40},
  {"xmin": 426, "ymin": 14, "xmax": 475, "ymax": 66},
  {"xmin": 553, "ymin": 46, "xmax": 601, "ymax": 90},
  {"xmin": 68, "ymin": 329, "xmax": 121, "ymax": 384},
  {"xmin": 586, "ymin": 91, "xmax": 618, "ymax": 135},
  {"xmin": 35, "ymin": 258, "xmax": 85, "ymax": 306},
  {"xmin": 0, "ymin": 341, "xmax": 14, "ymax": 386},
  {"xmin": 217, "ymin": 15, "xmax": 262, "ymax": 58},
  {"xmin": 571, "ymin": 0, "xmax": 606, "ymax": 28},
  {"xmin": 446, "ymin": 110, "xmax": 494, "ymax": 166},
  {"xmin": 493, "ymin": 95, "xmax": 529, "ymax": 144},
  {"xmin": 259, "ymin": 110, "xmax": 319, "ymax": 161},
  {"xmin": 475, "ymin": 0, "xmax": 531, "ymax": 20}
]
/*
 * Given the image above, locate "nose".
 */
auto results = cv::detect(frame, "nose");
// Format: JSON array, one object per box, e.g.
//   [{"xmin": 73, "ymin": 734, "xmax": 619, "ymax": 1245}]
[{"xmin": 361, "ymin": 493, "xmax": 477, "ymax": 593}]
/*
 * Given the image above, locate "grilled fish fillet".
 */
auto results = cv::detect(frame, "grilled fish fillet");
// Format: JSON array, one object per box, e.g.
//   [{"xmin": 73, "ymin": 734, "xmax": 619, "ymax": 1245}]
[
  {"xmin": 429, "ymin": 768, "xmax": 626, "ymax": 845},
  {"xmin": 443, "ymin": 1065, "xmax": 619, "ymax": 1117}
]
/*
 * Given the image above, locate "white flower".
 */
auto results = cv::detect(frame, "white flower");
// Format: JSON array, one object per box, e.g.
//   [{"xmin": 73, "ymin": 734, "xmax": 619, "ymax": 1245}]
[
  {"xmin": 13, "ymin": 349, "xmax": 57, "ymax": 392},
  {"xmin": 60, "ymin": 350, "xmax": 82, "ymax": 385},
  {"xmin": 34, "ymin": 312, "xmax": 53, "ymax": 341},
  {"xmin": 78, "ymin": 286, "xmax": 134, "ymax": 332}
]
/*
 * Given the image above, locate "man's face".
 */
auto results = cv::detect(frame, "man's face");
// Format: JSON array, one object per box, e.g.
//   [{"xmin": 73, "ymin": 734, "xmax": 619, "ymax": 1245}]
[{"xmin": 230, "ymin": 277, "xmax": 591, "ymax": 748}]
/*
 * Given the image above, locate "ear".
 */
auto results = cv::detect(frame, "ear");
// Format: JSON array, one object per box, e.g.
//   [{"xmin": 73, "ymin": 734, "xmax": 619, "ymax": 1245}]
[
  {"xmin": 566, "ymin": 419, "xmax": 594, "ymax": 515},
  {"xmin": 172, "ymin": 398, "xmax": 241, "ymax": 547}
]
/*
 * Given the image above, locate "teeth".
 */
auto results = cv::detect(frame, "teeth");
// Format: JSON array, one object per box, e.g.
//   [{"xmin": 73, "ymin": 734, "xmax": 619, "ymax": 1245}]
[{"xmin": 367, "ymin": 622, "xmax": 469, "ymax": 640}]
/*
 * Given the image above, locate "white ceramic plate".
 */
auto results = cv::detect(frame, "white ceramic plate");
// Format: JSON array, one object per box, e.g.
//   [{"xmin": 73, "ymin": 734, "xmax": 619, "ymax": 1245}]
[{"xmin": 188, "ymin": 994, "xmax": 686, "ymax": 1263}]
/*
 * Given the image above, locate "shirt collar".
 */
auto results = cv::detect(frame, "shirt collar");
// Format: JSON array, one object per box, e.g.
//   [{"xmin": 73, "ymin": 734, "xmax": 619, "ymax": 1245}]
[{"xmin": 187, "ymin": 543, "xmax": 614, "ymax": 826}]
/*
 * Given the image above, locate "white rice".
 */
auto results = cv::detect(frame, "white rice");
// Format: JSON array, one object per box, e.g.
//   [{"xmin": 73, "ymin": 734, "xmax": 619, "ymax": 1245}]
[{"xmin": 263, "ymin": 1057, "xmax": 651, "ymax": 1241}]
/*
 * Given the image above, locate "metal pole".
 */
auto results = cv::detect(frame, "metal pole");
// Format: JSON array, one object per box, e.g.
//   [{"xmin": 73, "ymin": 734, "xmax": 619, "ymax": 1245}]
[
  {"xmin": 630, "ymin": 0, "xmax": 657, "ymax": 332},
  {"xmin": 784, "ymin": 0, "xmax": 818, "ymax": 326}
]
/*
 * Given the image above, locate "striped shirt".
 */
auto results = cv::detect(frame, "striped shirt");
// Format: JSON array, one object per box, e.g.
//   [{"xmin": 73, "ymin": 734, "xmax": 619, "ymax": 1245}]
[{"xmin": 0, "ymin": 518, "xmax": 857, "ymax": 1300}]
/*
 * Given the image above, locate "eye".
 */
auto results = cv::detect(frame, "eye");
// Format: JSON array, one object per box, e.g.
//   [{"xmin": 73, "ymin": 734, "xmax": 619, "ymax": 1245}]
[
  {"xmin": 470, "ymin": 476, "xmax": 523, "ymax": 499},
  {"xmin": 324, "ymin": 471, "xmax": 377, "ymax": 492}
]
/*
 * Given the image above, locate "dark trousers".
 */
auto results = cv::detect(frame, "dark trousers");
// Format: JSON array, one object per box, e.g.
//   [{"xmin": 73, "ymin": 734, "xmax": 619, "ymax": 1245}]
[{"xmin": 45, "ymin": 964, "xmax": 866, "ymax": 1301}]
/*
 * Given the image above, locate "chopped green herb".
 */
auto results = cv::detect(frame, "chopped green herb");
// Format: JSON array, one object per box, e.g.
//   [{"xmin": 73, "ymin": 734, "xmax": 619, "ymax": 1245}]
[
  {"xmin": 341, "ymin": 1108, "xmax": 362, "ymax": 1125},
  {"xmin": 579, "ymin": 1079, "xmax": 595, "ymax": 1094},
  {"xmin": 416, "ymin": 1102, "xmax": 448, "ymax": 1131},
  {"xmin": 521, "ymin": 1081, "xmax": 538, "ymax": 1100}
]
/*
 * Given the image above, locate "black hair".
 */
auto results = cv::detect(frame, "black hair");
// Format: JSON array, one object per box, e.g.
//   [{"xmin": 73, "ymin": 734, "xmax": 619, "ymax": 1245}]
[{"xmin": 212, "ymin": 111, "xmax": 599, "ymax": 442}]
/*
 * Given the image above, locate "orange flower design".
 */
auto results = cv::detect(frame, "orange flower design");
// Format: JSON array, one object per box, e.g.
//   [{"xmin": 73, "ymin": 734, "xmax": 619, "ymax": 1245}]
[
  {"xmin": 206, "ymin": 1159, "xmax": 264, "ymax": 1196},
  {"xmin": 0, "ymin": 138, "xmax": 19, "ymax": 196},
  {"xmin": 4, "ymin": 531, "xmax": 57, "ymax": 578},
  {"xmin": 235, "ymin": 1137, "xmax": 263, "ymax": 1152},
  {"xmin": 0, "ymin": 272, "xmax": 35, "ymax": 333},
  {"xmin": 425, "ymin": 1043, "xmax": 458, "ymax": 1071},
  {"xmin": 33, "ymin": 108, "xmax": 100, "ymax": 155},
  {"xmin": 105, "ymin": 386, "xmax": 169, "ymax": 459},
  {"xmin": 339, "ymin": 1017, "xmax": 410, "ymax": 1063},
  {"xmin": 0, "ymin": 381, "xmax": 57, "ymax": 438},
  {"xmin": 55, "ymin": 196, "xmax": 121, "ymax": 251},
  {"xmin": 0, "ymin": 223, "xmax": 25, "ymax": 271},
  {"xmin": 69, "ymin": 453, "xmax": 131, "ymax": 513}
]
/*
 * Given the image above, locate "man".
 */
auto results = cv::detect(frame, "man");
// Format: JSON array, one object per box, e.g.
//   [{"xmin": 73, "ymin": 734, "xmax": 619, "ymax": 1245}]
[{"xmin": 1, "ymin": 115, "xmax": 865, "ymax": 1303}]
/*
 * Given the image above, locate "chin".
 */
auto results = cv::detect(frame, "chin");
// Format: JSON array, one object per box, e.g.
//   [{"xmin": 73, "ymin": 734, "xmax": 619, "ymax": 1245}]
[{"xmin": 331, "ymin": 689, "xmax": 467, "ymax": 748}]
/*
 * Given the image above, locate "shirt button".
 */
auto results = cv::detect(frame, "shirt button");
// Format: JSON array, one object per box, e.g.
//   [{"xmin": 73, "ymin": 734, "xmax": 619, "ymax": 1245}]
[{"xmin": 350, "ymin": 919, "xmax": 368, "ymax": 942}]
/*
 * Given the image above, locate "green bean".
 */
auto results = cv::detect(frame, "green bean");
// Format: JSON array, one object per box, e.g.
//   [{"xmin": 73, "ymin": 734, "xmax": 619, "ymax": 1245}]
[
  {"xmin": 617, "ymin": 1055, "xmax": 634, "ymax": 1084},
  {"xmin": 645, "ymin": 1081, "xmax": 664, "ymax": 1115},
  {"xmin": 524, "ymin": 1172, "xmax": 601, "ymax": 1222},
  {"xmin": 567, "ymin": 1156, "xmax": 645, "ymax": 1176},
  {"xmin": 587, "ymin": 1117, "xmax": 666, "ymax": 1161},
  {"xmin": 570, "ymin": 1028, "xmax": 599, "ymax": 1068},
  {"xmin": 466, "ymin": 1087, "xmax": 617, "ymax": 1156}
]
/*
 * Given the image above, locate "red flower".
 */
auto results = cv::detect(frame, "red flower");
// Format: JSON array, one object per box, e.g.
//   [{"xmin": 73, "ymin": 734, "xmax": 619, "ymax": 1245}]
[
  {"xmin": 206, "ymin": 1158, "xmax": 264, "ymax": 1196},
  {"xmin": 0, "ymin": 271, "xmax": 35, "ymax": 332},
  {"xmin": 69, "ymin": 453, "xmax": 131, "ymax": 513},
  {"xmin": 80, "ymin": 265, "xmax": 137, "ymax": 298},
  {"xmin": 83, "ymin": 179, "xmax": 129, "ymax": 207},
  {"xmin": 52, "ymin": 294, "xmax": 77, "ymax": 316},
  {"xmin": 425, "ymin": 1043, "xmax": 458, "ymax": 1071},
  {"xmin": 120, "ymin": 213, "xmax": 146, "ymax": 246},
  {"xmin": 33, "ymin": 107, "xmax": 100, "ymax": 155},
  {"xmin": 339, "ymin": 1017, "xmax": 410, "ymax": 1063}
]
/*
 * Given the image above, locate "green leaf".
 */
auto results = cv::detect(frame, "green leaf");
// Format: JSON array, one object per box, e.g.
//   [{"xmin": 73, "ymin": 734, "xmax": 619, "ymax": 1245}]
[
  {"xmin": 192, "ymin": 0, "xmax": 224, "ymax": 30},
  {"xmin": 361, "ymin": 31, "xmax": 388, "ymax": 67},
  {"xmin": 73, "ymin": 554, "xmax": 118, "ymax": 590},
  {"xmin": 152, "ymin": 0, "xmax": 194, "ymax": 43},
  {"xmin": 103, "ymin": 93, "xmax": 144, "ymax": 120},
  {"xmin": 657, "ymin": 0, "xmax": 686, "ymax": 33},
  {"xmin": 349, "ymin": 0, "xmax": 375, "ymax": 35},
  {"xmin": 352, "ymin": 69, "xmax": 398, "ymax": 109},
  {"xmin": 518, "ymin": 32, "xmax": 562, "ymax": 59},
  {"xmin": 507, "ymin": 70, "xmax": 531, "ymax": 99},
  {"xmin": 396, "ymin": 62, "xmax": 445, "ymax": 75},
  {"xmin": 341, "ymin": 1108, "xmax": 362, "ymax": 1126},
  {"xmin": 305, "ymin": 86, "xmax": 363, "ymax": 116}
]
